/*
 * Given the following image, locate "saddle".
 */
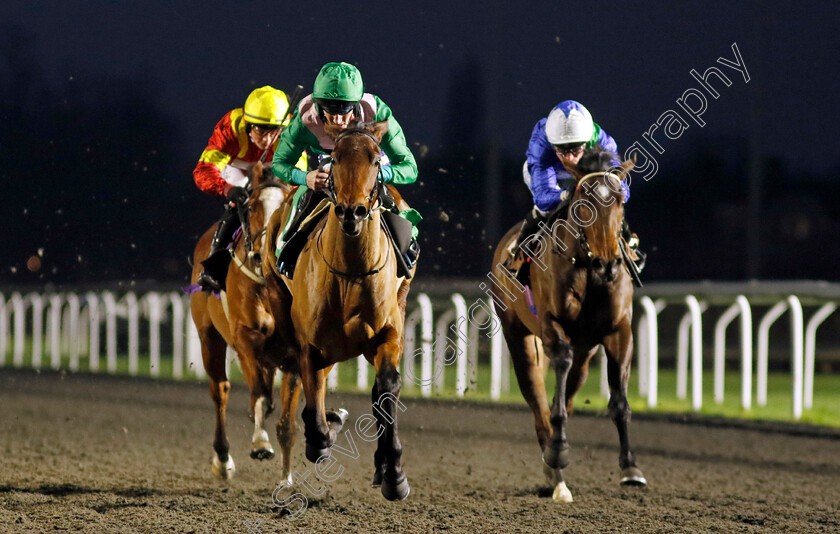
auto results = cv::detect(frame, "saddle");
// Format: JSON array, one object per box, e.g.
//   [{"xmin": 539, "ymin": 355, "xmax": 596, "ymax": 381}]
[{"xmin": 276, "ymin": 192, "xmax": 419, "ymax": 280}]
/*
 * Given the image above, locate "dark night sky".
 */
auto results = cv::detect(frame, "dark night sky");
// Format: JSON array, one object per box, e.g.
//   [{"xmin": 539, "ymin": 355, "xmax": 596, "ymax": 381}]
[
  {"xmin": 12, "ymin": 0, "xmax": 840, "ymax": 165},
  {"xmin": 4, "ymin": 0, "xmax": 840, "ymax": 285}
]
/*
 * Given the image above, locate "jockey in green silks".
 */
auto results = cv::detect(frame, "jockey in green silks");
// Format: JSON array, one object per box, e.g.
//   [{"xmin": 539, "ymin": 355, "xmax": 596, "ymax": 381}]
[{"xmin": 271, "ymin": 61, "xmax": 419, "ymax": 278}]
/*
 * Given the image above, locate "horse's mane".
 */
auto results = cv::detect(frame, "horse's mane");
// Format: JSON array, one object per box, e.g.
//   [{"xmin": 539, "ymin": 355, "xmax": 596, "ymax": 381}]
[{"xmin": 575, "ymin": 144, "xmax": 621, "ymax": 175}]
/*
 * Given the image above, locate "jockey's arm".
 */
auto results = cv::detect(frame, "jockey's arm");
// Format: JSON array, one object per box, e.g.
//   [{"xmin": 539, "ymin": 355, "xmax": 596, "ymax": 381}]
[
  {"xmin": 526, "ymin": 122, "xmax": 565, "ymax": 212},
  {"xmin": 373, "ymin": 97, "xmax": 417, "ymax": 185},
  {"xmin": 194, "ymin": 113, "xmax": 239, "ymax": 197},
  {"xmin": 272, "ymin": 112, "xmax": 316, "ymax": 186}
]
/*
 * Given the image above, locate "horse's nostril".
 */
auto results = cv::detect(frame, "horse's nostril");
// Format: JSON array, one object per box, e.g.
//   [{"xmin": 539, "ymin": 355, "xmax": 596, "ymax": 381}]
[
  {"xmin": 335, "ymin": 205, "xmax": 345, "ymax": 218},
  {"xmin": 353, "ymin": 205, "xmax": 368, "ymax": 219}
]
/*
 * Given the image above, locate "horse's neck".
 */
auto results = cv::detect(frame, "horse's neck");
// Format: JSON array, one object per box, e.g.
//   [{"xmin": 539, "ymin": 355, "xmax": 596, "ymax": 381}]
[{"xmin": 323, "ymin": 211, "xmax": 384, "ymax": 272}]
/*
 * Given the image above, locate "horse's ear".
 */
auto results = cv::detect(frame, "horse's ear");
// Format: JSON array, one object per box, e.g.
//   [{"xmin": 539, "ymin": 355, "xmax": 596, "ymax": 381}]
[
  {"xmin": 614, "ymin": 158, "xmax": 635, "ymax": 182},
  {"xmin": 366, "ymin": 120, "xmax": 389, "ymax": 144},
  {"xmin": 249, "ymin": 161, "xmax": 265, "ymax": 186},
  {"xmin": 324, "ymin": 124, "xmax": 343, "ymax": 140}
]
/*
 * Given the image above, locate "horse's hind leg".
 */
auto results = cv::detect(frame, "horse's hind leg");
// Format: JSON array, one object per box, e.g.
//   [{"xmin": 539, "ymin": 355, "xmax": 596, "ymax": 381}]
[
  {"xmin": 564, "ymin": 346, "xmax": 598, "ymax": 414},
  {"xmin": 506, "ymin": 329, "xmax": 551, "ymax": 449},
  {"xmin": 276, "ymin": 370, "xmax": 301, "ymax": 485},
  {"xmin": 541, "ymin": 319, "xmax": 574, "ymax": 472},
  {"xmin": 372, "ymin": 326, "xmax": 410, "ymax": 501},
  {"xmin": 602, "ymin": 324, "xmax": 647, "ymax": 486},
  {"xmin": 199, "ymin": 327, "xmax": 236, "ymax": 479}
]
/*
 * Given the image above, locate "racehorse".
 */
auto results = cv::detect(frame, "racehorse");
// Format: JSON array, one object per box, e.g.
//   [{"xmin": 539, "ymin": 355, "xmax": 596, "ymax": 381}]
[
  {"xmin": 190, "ymin": 162, "xmax": 301, "ymax": 483},
  {"xmin": 490, "ymin": 147, "xmax": 646, "ymax": 502},
  {"xmin": 264, "ymin": 120, "xmax": 415, "ymax": 501}
]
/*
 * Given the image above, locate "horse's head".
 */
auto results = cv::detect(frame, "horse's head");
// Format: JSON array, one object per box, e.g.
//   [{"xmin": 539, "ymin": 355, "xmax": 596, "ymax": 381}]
[
  {"xmin": 565, "ymin": 146, "xmax": 633, "ymax": 284},
  {"xmin": 324, "ymin": 119, "xmax": 388, "ymax": 236},
  {"xmin": 244, "ymin": 161, "xmax": 288, "ymax": 256}
]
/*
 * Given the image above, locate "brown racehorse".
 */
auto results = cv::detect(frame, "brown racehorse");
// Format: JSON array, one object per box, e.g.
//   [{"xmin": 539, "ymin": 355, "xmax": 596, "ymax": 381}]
[
  {"xmin": 263, "ymin": 120, "xmax": 415, "ymax": 501},
  {"xmin": 190, "ymin": 163, "xmax": 301, "ymax": 483},
  {"xmin": 490, "ymin": 147, "xmax": 646, "ymax": 503}
]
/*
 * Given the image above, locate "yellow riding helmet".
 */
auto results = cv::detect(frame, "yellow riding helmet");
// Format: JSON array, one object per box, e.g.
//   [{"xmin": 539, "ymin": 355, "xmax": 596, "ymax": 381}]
[{"xmin": 243, "ymin": 86, "xmax": 290, "ymax": 127}]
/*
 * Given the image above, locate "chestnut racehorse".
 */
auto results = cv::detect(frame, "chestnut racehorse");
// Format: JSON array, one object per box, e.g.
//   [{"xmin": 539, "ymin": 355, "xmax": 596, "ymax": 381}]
[
  {"xmin": 190, "ymin": 163, "xmax": 301, "ymax": 483},
  {"xmin": 490, "ymin": 147, "xmax": 646, "ymax": 503},
  {"xmin": 264, "ymin": 120, "xmax": 415, "ymax": 501}
]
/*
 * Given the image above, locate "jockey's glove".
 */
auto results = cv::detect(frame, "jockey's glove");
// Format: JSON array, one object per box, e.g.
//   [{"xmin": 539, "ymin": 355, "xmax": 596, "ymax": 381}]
[{"xmin": 225, "ymin": 186, "xmax": 249, "ymax": 206}]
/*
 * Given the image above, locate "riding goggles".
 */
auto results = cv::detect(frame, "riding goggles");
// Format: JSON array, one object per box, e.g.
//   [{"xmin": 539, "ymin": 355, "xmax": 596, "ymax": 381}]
[{"xmin": 317, "ymin": 98, "xmax": 356, "ymax": 116}]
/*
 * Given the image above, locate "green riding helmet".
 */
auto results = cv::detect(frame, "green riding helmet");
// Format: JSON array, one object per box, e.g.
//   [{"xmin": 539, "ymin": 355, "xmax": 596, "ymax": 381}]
[{"xmin": 313, "ymin": 62, "xmax": 364, "ymax": 115}]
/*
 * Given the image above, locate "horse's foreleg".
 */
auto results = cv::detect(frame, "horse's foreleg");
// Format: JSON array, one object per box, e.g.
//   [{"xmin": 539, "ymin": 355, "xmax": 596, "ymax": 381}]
[
  {"xmin": 369, "ymin": 379, "xmax": 386, "ymax": 488},
  {"xmin": 276, "ymin": 370, "xmax": 301, "ymax": 484},
  {"xmin": 603, "ymin": 324, "xmax": 647, "ymax": 486},
  {"xmin": 372, "ymin": 327, "xmax": 410, "ymax": 501},
  {"xmin": 200, "ymin": 328, "xmax": 235, "ymax": 479},
  {"xmin": 235, "ymin": 327, "xmax": 276, "ymax": 461},
  {"xmin": 542, "ymin": 318, "xmax": 574, "ymax": 471},
  {"xmin": 507, "ymin": 328, "xmax": 573, "ymax": 502},
  {"xmin": 299, "ymin": 346, "xmax": 332, "ymax": 463}
]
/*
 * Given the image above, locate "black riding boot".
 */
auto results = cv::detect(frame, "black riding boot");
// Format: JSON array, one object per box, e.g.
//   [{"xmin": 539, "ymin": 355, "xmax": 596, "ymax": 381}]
[
  {"xmin": 621, "ymin": 218, "xmax": 646, "ymax": 273},
  {"xmin": 198, "ymin": 204, "xmax": 239, "ymax": 291},
  {"xmin": 276, "ymin": 189, "xmax": 324, "ymax": 277}
]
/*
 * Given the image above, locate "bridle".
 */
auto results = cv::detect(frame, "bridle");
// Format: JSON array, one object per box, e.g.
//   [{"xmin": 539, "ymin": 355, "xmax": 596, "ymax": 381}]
[
  {"xmin": 550, "ymin": 171, "xmax": 623, "ymax": 269},
  {"xmin": 323, "ymin": 128, "xmax": 385, "ymax": 219},
  {"xmin": 316, "ymin": 128, "xmax": 391, "ymax": 278},
  {"xmin": 230, "ymin": 179, "xmax": 292, "ymax": 285}
]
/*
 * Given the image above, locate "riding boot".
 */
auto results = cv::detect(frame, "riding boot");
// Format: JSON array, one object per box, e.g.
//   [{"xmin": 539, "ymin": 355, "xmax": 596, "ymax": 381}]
[
  {"xmin": 505, "ymin": 207, "xmax": 547, "ymax": 269},
  {"xmin": 621, "ymin": 218, "xmax": 646, "ymax": 273},
  {"xmin": 276, "ymin": 188, "xmax": 325, "ymax": 277},
  {"xmin": 198, "ymin": 204, "xmax": 239, "ymax": 291},
  {"xmin": 280, "ymin": 188, "xmax": 316, "ymax": 244}
]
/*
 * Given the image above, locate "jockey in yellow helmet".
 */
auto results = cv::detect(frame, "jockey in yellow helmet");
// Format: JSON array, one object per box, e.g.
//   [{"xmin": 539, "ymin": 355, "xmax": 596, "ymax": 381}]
[{"xmin": 194, "ymin": 86, "xmax": 306, "ymax": 292}]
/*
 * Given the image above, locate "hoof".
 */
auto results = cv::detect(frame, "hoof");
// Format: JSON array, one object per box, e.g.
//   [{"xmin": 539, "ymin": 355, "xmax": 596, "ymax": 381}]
[
  {"xmin": 211, "ymin": 452, "xmax": 236, "ymax": 480},
  {"xmin": 381, "ymin": 472, "xmax": 410, "ymax": 501},
  {"xmin": 371, "ymin": 466, "xmax": 384, "ymax": 488},
  {"xmin": 251, "ymin": 430, "xmax": 274, "ymax": 460},
  {"xmin": 326, "ymin": 408, "xmax": 350, "ymax": 430},
  {"xmin": 305, "ymin": 444, "xmax": 331, "ymax": 463},
  {"xmin": 620, "ymin": 466, "xmax": 647, "ymax": 486},
  {"xmin": 552, "ymin": 481, "xmax": 573, "ymax": 503},
  {"xmin": 250, "ymin": 447, "xmax": 275, "ymax": 461},
  {"xmin": 542, "ymin": 444, "xmax": 570, "ymax": 470}
]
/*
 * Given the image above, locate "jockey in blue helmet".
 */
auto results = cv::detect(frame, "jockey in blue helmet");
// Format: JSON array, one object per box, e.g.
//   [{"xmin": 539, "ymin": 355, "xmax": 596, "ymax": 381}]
[{"xmin": 507, "ymin": 100, "xmax": 644, "ymax": 271}]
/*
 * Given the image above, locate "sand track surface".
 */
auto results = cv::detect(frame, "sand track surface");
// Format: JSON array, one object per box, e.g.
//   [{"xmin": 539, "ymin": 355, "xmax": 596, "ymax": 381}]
[{"xmin": 1, "ymin": 370, "xmax": 838, "ymax": 533}]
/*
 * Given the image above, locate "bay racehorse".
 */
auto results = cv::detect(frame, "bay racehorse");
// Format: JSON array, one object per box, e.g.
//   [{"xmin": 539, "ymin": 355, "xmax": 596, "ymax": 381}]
[
  {"xmin": 264, "ymin": 120, "xmax": 415, "ymax": 501},
  {"xmin": 190, "ymin": 162, "xmax": 301, "ymax": 483},
  {"xmin": 490, "ymin": 147, "xmax": 646, "ymax": 502}
]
